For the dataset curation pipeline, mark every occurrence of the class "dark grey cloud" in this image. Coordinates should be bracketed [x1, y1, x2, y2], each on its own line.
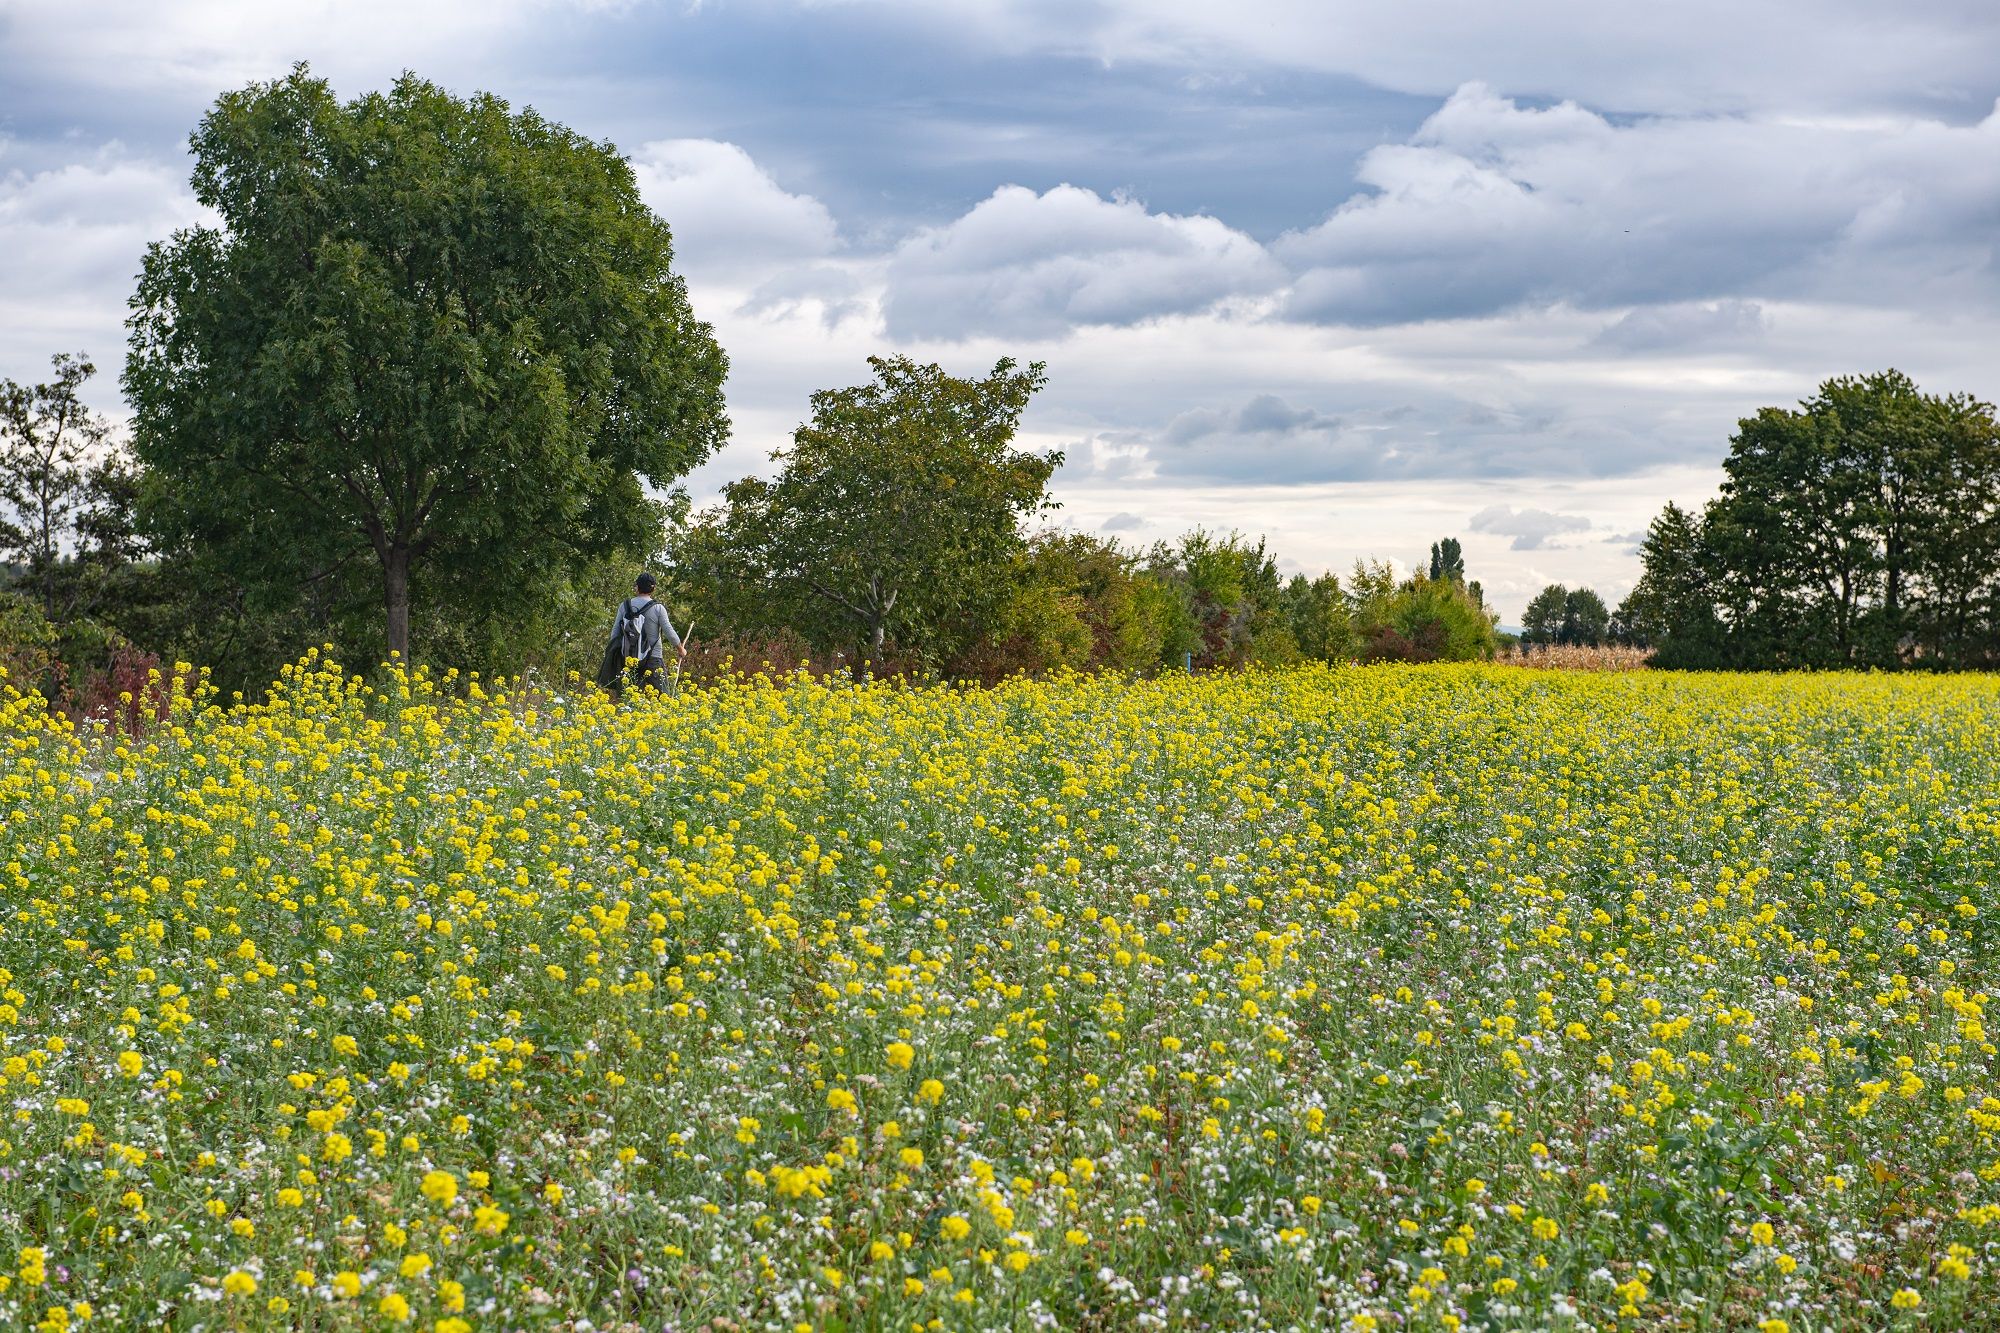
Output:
[1100, 511, 1146, 531]
[1469, 504, 1593, 550]
[843, 0, 2000, 122]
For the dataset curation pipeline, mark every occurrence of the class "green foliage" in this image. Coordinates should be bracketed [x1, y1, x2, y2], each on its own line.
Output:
[1351, 563, 1499, 662]
[1523, 584, 1610, 647]
[1564, 587, 1611, 647]
[1145, 530, 1285, 668]
[1522, 584, 1570, 646]
[1627, 370, 2000, 670]
[1282, 572, 1354, 662]
[1427, 537, 1466, 583]
[1, 353, 113, 621]
[0, 588, 60, 699]
[124, 65, 728, 668]
[678, 356, 1055, 670]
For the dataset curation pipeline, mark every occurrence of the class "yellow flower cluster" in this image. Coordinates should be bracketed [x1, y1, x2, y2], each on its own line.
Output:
[0, 652, 1996, 1327]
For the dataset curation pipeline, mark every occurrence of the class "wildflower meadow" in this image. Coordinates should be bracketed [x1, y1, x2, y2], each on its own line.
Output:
[1, 657, 1997, 1331]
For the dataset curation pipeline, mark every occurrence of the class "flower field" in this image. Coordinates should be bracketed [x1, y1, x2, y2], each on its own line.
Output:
[3, 658, 1999, 1332]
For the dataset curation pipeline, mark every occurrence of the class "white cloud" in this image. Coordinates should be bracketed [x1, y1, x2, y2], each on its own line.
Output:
[0, 149, 209, 388]
[1469, 504, 1593, 550]
[1593, 300, 1767, 352]
[1276, 83, 2000, 325]
[881, 184, 1282, 339]
[630, 139, 840, 286]
[0, 0, 566, 100]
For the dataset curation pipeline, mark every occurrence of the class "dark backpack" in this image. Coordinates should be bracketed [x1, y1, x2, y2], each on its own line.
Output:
[618, 598, 655, 661]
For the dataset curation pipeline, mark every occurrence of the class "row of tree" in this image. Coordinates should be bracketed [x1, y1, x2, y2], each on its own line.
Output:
[1620, 370, 2000, 670]
[1520, 584, 1612, 648]
[668, 355, 1503, 677]
[663, 355, 1498, 678]
[2, 343, 1503, 703]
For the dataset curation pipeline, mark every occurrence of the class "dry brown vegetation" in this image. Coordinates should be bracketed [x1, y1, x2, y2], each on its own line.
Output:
[1495, 643, 1653, 671]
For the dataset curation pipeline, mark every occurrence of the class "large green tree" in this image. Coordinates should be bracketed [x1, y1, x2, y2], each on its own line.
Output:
[125, 67, 728, 664]
[680, 356, 1054, 668]
[1628, 371, 2000, 670]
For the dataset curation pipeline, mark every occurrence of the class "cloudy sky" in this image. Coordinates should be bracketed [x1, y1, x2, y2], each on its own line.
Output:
[4, 1, 1998, 619]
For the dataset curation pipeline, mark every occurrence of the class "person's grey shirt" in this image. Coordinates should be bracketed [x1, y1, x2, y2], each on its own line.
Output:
[607, 596, 682, 660]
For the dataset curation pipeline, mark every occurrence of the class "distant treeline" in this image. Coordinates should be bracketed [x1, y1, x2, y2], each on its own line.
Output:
[664, 356, 1496, 679]
[1, 349, 1500, 704]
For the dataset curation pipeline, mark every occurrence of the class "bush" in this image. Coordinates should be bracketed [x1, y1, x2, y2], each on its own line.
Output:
[1351, 566, 1499, 662]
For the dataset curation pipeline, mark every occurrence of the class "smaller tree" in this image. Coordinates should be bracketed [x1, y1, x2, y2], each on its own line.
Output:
[1521, 584, 1570, 645]
[1428, 538, 1466, 583]
[1351, 564, 1498, 662]
[1146, 530, 1284, 668]
[1562, 587, 1611, 647]
[1284, 572, 1354, 662]
[684, 356, 1056, 668]
[1, 353, 111, 621]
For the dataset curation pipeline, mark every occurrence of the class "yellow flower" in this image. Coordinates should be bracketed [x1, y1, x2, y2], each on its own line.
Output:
[221, 1271, 257, 1297]
[1890, 1289, 1921, 1310]
[421, 1170, 459, 1207]
[885, 1041, 915, 1071]
[941, 1215, 971, 1241]
[378, 1291, 411, 1321]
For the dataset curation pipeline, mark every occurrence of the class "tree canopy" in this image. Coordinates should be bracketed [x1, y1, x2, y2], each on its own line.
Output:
[1620, 370, 2000, 669]
[677, 356, 1054, 668]
[125, 66, 728, 664]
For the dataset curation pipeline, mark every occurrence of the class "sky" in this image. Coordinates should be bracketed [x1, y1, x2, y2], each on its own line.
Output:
[4, 1, 1999, 621]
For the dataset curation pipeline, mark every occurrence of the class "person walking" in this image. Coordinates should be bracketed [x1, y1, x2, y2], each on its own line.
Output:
[596, 572, 686, 698]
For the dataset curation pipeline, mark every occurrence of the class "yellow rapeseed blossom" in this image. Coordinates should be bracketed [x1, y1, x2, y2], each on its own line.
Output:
[0, 656, 1995, 1326]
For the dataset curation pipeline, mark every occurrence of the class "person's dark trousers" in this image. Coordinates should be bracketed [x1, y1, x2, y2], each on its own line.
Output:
[595, 640, 627, 697]
[635, 656, 668, 692]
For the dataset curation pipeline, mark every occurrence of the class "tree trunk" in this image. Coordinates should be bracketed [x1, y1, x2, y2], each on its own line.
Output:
[384, 545, 411, 662]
